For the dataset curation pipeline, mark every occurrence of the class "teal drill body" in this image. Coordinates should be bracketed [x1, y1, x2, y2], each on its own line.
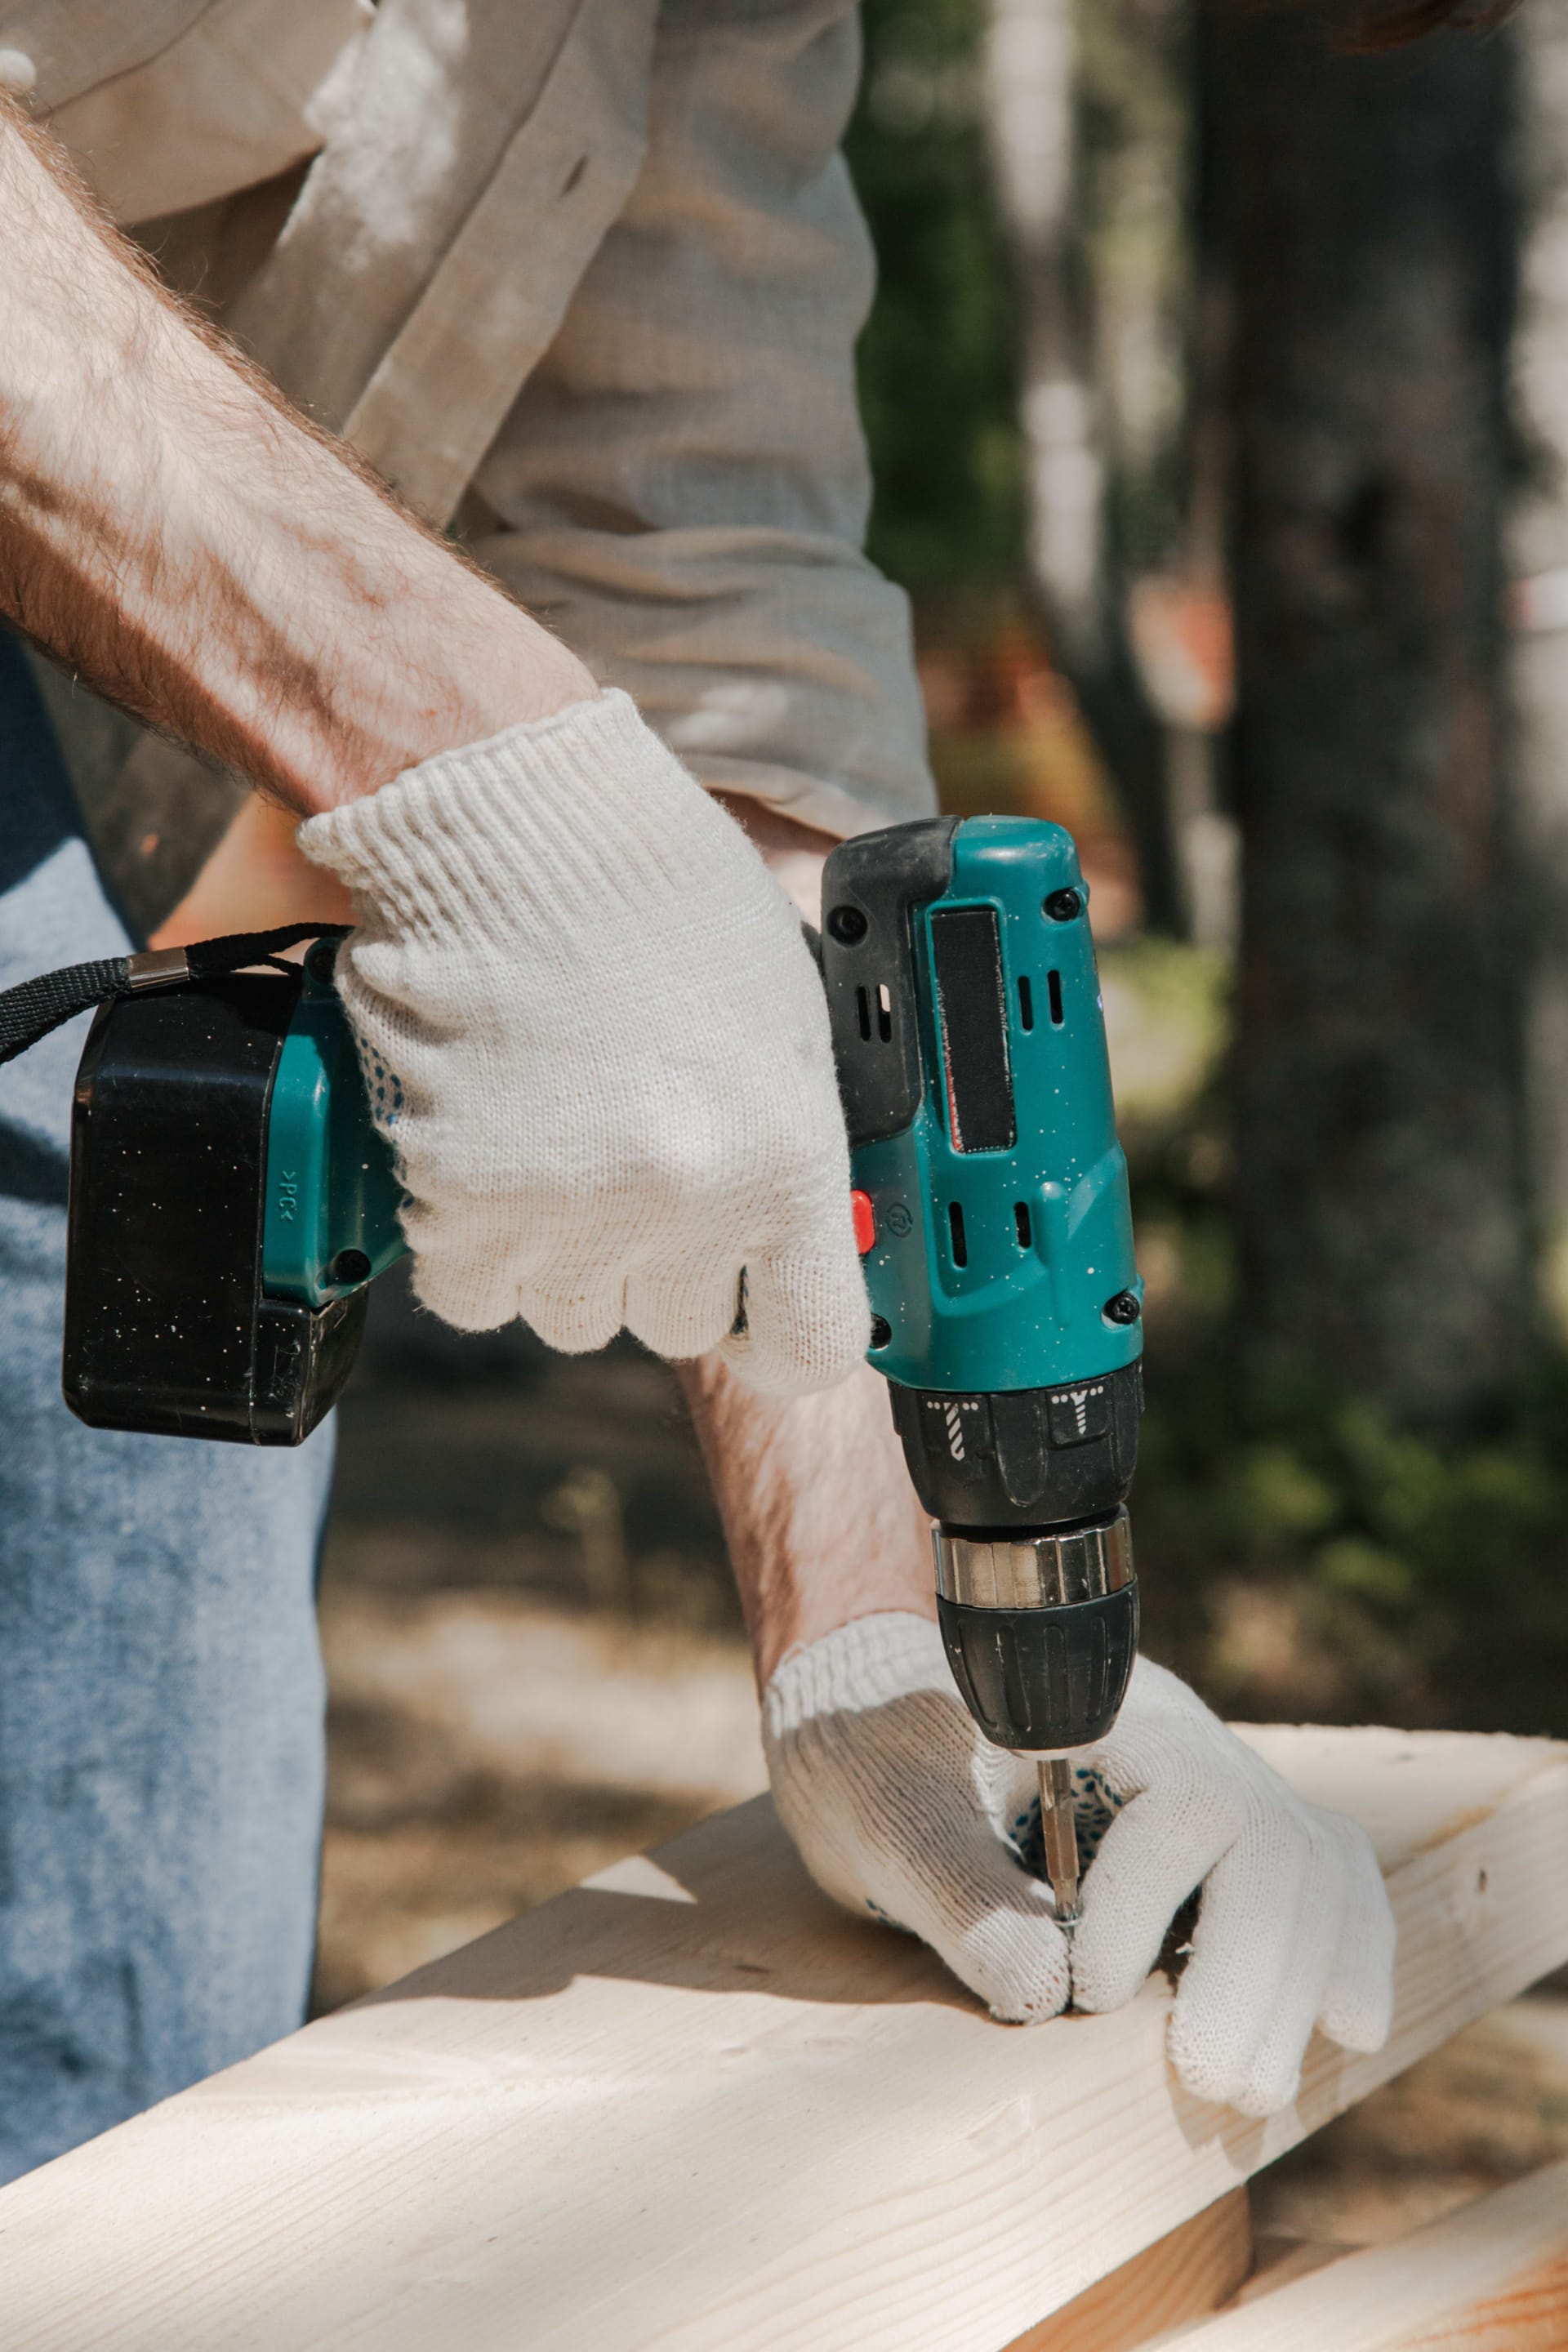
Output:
[847, 817, 1142, 1398]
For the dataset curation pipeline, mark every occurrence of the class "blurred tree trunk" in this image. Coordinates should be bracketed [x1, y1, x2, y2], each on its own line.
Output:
[1215, 13, 1529, 1428]
[1508, 2, 1568, 1331]
[983, 0, 1186, 930]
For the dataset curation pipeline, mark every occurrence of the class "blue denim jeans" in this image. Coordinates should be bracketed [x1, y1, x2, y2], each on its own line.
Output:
[0, 639, 332, 2180]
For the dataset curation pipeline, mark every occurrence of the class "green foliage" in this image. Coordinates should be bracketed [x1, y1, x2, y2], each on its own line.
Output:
[1099, 941, 1568, 1740]
[1099, 935, 1228, 1139]
[1132, 1326, 1568, 1740]
[848, 0, 1027, 612]
[1226, 1445, 1340, 1547]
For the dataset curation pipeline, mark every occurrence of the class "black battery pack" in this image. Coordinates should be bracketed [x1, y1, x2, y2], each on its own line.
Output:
[63, 972, 367, 1446]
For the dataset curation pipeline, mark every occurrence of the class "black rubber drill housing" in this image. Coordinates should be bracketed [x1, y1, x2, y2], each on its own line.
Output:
[892, 1360, 1144, 1750]
[889, 1360, 1143, 1531]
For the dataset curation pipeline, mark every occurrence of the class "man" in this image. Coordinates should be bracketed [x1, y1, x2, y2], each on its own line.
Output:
[0, 1, 1392, 2178]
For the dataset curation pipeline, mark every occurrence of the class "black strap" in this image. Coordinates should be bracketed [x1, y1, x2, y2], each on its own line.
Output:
[0, 923, 351, 1071]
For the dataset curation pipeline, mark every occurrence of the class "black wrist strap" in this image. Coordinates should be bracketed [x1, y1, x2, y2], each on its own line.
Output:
[0, 923, 351, 1071]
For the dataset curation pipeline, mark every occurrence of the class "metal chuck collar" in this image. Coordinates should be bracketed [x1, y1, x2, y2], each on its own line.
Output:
[933, 1509, 1139, 1752]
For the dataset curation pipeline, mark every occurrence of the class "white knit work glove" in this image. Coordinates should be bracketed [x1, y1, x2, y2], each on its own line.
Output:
[763, 1615, 1396, 2116]
[299, 692, 868, 1392]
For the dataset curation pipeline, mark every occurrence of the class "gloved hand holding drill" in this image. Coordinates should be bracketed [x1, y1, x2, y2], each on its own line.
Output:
[0, 88, 870, 1396]
[297, 688, 869, 1393]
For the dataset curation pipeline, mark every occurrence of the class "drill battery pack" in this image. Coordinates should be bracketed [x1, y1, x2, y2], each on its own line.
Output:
[64, 944, 403, 1445]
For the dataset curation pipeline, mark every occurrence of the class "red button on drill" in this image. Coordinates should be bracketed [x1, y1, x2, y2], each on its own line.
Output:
[851, 1189, 876, 1254]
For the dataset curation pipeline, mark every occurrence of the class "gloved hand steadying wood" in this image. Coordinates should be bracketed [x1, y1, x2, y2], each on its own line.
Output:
[300, 690, 869, 1394]
[763, 1612, 1396, 2117]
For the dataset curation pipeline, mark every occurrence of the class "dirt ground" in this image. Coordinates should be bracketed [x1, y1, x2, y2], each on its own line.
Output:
[314, 1283, 749, 2013]
[316, 1271, 1568, 2261]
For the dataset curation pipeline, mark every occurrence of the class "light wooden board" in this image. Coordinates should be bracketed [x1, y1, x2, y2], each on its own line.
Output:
[1004, 2189, 1253, 2351]
[1174, 2158, 1568, 2349]
[0, 1727, 1565, 2352]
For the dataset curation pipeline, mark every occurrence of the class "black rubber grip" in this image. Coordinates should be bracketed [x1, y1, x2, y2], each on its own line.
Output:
[938, 1582, 1140, 1751]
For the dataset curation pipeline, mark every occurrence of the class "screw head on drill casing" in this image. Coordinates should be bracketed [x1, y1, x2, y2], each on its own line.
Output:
[1043, 888, 1082, 922]
[827, 903, 869, 944]
[1103, 1289, 1142, 1325]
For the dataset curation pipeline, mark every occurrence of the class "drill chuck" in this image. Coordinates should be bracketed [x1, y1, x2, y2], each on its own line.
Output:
[933, 1511, 1138, 1752]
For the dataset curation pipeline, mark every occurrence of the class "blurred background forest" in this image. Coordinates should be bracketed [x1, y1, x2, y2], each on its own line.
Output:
[310, 0, 1568, 2241]
[846, 0, 1568, 1748]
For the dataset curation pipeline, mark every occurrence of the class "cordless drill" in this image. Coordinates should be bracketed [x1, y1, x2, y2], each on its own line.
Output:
[818, 817, 1143, 1926]
[10, 813, 1143, 1924]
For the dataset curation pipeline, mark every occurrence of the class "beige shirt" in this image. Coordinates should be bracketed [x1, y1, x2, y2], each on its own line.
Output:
[9, 0, 935, 844]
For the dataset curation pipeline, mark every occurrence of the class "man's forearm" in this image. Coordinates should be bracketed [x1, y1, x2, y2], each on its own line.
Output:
[0, 101, 593, 812]
[680, 1357, 933, 1688]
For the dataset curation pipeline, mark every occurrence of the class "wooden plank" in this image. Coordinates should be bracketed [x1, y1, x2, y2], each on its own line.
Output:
[0, 1728, 1564, 2352]
[1003, 2190, 1253, 2351]
[1174, 2159, 1568, 2349]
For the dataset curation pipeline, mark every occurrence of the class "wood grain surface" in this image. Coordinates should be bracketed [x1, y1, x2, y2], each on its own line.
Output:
[1175, 2158, 1568, 2349]
[0, 1726, 1563, 2352]
[1003, 2189, 1253, 2350]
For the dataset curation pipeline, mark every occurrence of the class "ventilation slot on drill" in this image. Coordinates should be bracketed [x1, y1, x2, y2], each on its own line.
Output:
[855, 983, 894, 1045]
[1018, 976, 1034, 1032]
[1048, 970, 1064, 1027]
[948, 1202, 969, 1267]
[1014, 1202, 1031, 1250]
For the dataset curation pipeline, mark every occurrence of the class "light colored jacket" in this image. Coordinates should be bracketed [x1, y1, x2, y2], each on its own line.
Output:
[10, 0, 934, 843]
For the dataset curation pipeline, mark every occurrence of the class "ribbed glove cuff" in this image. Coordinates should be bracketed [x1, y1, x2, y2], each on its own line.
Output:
[298, 690, 716, 938]
[763, 1612, 951, 1739]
